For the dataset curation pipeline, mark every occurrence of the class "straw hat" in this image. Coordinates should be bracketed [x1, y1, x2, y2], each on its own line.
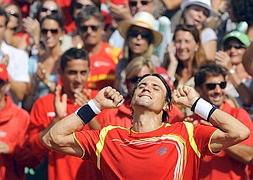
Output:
[118, 12, 163, 47]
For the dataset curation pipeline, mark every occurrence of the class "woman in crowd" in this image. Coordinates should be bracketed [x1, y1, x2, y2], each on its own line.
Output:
[215, 29, 253, 117]
[164, 24, 206, 89]
[23, 14, 64, 111]
[115, 11, 162, 95]
[180, 0, 217, 60]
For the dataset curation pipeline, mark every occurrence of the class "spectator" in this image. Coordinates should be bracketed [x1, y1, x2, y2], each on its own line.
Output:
[0, 64, 30, 179]
[23, 14, 65, 111]
[116, 11, 162, 95]
[164, 24, 206, 88]
[76, 5, 121, 90]
[0, 7, 30, 103]
[23, 0, 72, 56]
[179, 0, 217, 60]
[41, 73, 250, 179]
[215, 28, 253, 117]
[68, 0, 100, 34]
[4, 3, 29, 51]
[108, 0, 172, 62]
[191, 62, 253, 179]
[25, 48, 101, 180]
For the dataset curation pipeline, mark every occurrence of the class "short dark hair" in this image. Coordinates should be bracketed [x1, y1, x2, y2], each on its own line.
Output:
[40, 14, 64, 30]
[134, 73, 172, 122]
[60, 48, 89, 71]
[0, 7, 9, 26]
[76, 5, 104, 29]
[194, 62, 228, 87]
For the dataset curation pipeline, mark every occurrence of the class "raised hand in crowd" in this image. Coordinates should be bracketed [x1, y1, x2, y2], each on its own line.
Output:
[23, 17, 40, 47]
[106, 0, 132, 20]
[215, 50, 233, 69]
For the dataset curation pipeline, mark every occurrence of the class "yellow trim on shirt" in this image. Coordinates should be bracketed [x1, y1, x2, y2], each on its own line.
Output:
[183, 122, 201, 158]
[73, 133, 85, 159]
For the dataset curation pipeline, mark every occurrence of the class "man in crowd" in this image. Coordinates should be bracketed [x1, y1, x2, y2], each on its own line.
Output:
[25, 48, 101, 180]
[0, 64, 30, 179]
[192, 62, 253, 179]
[76, 5, 121, 90]
[41, 72, 249, 179]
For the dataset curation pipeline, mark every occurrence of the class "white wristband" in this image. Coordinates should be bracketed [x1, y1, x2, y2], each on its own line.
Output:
[194, 98, 213, 120]
[87, 99, 101, 114]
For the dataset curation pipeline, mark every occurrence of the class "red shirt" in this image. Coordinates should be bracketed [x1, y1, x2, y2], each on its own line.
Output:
[0, 96, 30, 180]
[190, 101, 253, 180]
[87, 42, 121, 90]
[28, 92, 101, 180]
[75, 122, 217, 179]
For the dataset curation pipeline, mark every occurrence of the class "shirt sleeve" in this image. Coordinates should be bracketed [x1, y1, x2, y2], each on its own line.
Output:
[74, 130, 100, 161]
[234, 109, 253, 147]
[201, 28, 217, 44]
[193, 124, 217, 155]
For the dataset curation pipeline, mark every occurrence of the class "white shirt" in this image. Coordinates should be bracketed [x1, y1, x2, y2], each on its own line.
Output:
[1, 42, 30, 82]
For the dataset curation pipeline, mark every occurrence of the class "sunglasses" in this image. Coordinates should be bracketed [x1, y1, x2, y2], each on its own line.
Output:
[205, 81, 227, 90]
[79, 25, 99, 33]
[74, 2, 85, 9]
[129, 0, 152, 7]
[8, 26, 18, 31]
[41, 28, 59, 35]
[128, 29, 153, 41]
[7, 11, 19, 18]
[223, 43, 246, 51]
[41, 7, 58, 14]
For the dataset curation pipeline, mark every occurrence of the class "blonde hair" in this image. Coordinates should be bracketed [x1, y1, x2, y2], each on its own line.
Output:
[125, 56, 155, 79]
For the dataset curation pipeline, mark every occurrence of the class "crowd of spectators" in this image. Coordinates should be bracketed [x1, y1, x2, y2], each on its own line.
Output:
[0, 0, 253, 179]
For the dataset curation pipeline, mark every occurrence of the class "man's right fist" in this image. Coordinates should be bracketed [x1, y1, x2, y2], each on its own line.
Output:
[93, 86, 124, 110]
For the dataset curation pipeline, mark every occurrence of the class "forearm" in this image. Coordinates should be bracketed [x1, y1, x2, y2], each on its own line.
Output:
[225, 144, 253, 163]
[210, 109, 249, 144]
[41, 114, 84, 155]
[10, 81, 29, 101]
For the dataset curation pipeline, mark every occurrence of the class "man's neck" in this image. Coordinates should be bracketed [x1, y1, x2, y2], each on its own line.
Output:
[84, 42, 102, 55]
[132, 110, 163, 133]
[0, 95, 6, 111]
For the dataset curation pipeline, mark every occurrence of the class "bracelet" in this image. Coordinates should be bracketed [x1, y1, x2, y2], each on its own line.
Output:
[191, 98, 216, 121]
[75, 99, 101, 124]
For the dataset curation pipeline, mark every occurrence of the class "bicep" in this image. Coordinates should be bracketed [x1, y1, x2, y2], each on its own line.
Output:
[43, 133, 85, 158]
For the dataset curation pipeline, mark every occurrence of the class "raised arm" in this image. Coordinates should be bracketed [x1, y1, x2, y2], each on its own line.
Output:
[41, 86, 124, 157]
[173, 86, 250, 153]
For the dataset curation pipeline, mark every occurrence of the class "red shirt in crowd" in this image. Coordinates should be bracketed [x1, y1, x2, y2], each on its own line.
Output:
[189, 101, 253, 180]
[74, 122, 217, 179]
[28, 92, 101, 180]
[0, 96, 30, 180]
[87, 42, 121, 90]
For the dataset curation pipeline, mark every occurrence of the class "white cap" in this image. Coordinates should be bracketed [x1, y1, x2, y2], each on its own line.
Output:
[181, 0, 212, 16]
